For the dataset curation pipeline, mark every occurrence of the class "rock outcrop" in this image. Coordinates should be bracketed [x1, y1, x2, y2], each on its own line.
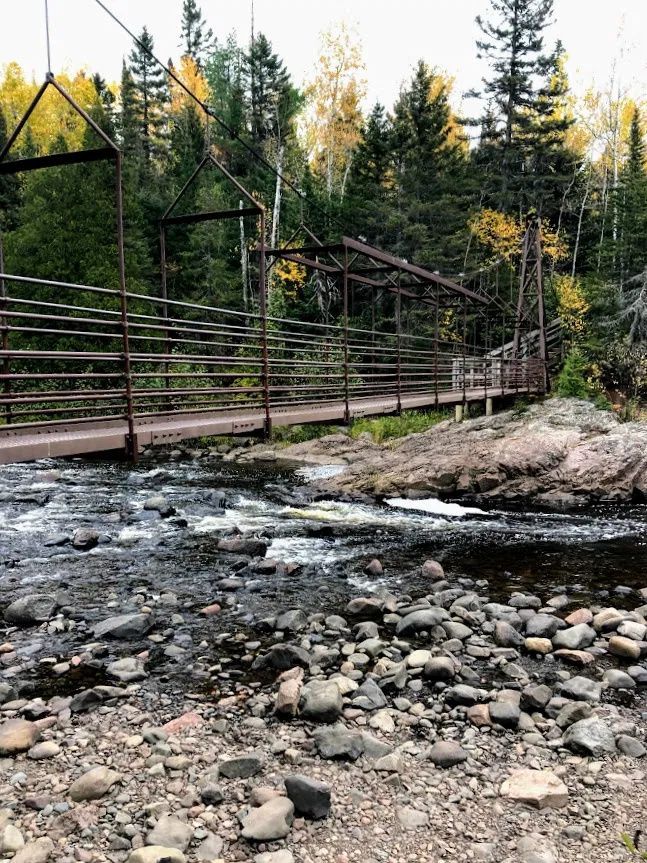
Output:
[276, 399, 647, 506]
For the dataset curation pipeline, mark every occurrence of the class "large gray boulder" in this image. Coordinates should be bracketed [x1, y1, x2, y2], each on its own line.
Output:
[93, 613, 153, 640]
[4, 594, 57, 625]
[563, 716, 616, 756]
[552, 624, 596, 650]
[300, 680, 343, 723]
[395, 608, 448, 637]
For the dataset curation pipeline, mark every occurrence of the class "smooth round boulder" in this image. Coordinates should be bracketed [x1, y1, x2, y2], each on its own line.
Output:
[4, 594, 57, 626]
[0, 719, 40, 755]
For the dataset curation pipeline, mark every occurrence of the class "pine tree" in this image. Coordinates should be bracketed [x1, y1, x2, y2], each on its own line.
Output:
[128, 27, 169, 164]
[474, 0, 556, 212]
[180, 0, 213, 69]
[244, 33, 300, 148]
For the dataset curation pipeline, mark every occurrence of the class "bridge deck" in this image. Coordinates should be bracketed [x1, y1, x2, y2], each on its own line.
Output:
[0, 385, 531, 464]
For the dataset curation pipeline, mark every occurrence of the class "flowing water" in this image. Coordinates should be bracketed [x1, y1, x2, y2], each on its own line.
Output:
[2, 454, 647, 699]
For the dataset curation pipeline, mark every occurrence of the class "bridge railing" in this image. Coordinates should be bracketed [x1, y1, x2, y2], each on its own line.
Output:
[0, 272, 546, 436]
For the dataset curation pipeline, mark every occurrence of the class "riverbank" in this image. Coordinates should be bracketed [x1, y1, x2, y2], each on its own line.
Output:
[0, 456, 647, 862]
[228, 398, 647, 508]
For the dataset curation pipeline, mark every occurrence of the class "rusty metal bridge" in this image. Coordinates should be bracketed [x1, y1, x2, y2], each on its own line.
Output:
[0, 76, 549, 465]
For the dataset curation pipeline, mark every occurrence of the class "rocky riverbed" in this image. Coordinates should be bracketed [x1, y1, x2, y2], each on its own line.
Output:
[246, 398, 647, 507]
[1, 446, 647, 863]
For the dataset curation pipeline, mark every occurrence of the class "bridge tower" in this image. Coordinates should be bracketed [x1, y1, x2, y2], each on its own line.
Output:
[512, 215, 548, 392]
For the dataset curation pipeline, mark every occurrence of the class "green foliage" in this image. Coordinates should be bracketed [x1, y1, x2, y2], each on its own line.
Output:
[350, 410, 448, 443]
[555, 349, 594, 399]
[271, 423, 334, 445]
[621, 831, 647, 859]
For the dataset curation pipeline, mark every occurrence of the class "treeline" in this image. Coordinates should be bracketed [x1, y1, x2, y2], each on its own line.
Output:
[0, 0, 646, 399]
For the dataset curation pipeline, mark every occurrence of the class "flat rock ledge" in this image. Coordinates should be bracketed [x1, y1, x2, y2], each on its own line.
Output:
[263, 398, 647, 505]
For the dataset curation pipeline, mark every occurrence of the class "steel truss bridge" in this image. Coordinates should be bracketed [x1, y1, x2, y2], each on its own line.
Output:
[0, 76, 549, 465]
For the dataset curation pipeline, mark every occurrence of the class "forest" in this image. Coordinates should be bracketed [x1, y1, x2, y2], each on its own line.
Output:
[0, 0, 646, 407]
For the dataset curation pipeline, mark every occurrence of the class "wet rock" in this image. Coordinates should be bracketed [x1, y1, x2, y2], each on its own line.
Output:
[219, 753, 263, 779]
[551, 623, 595, 650]
[217, 537, 268, 557]
[72, 527, 100, 550]
[253, 644, 311, 672]
[563, 716, 616, 755]
[4, 594, 57, 626]
[143, 495, 175, 517]
[608, 634, 641, 660]
[284, 774, 331, 819]
[500, 769, 569, 809]
[106, 656, 148, 682]
[93, 613, 153, 640]
[346, 597, 383, 619]
[69, 766, 121, 801]
[428, 740, 468, 767]
[240, 797, 294, 841]
[421, 559, 445, 580]
[146, 815, 192, 852]
[0, 719, 40, 755]
[364, 558, 383, 576]
[396, 608, 448, 636]
[275, 609, 307, 632]
[423, 656, 457, 681]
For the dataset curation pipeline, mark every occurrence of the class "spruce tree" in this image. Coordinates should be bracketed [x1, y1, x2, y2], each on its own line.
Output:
[180, 0, 213, 69]
[474, 0, 556, 212]
[618, 107, 647, 279]
[128, 27, 169, 164]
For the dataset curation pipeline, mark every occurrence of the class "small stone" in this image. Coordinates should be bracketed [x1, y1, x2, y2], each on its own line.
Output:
[0, 719, 40, 755]
[72, 527, 100, 550]
[520, 684, 553, 712]
[93, 613, 153, 640]
[69, 766, 121, 802]
[428, 740, 468, 768]
[12, 838, 54, 863]
[500, 769, 569, 809]
[516, 832, 558, 863]
[467, 704, 491, 727]
[300, 680, 343, 722]
[240, 797, 294, 841]
[219, 753, 263, 779]
[565, 608, 593, 626]
[397, 806, 429, 830]
[552, 624, 595, 650]
[27, 741, 60, 760]
[146, 815, 192, 852]
[0, 824, 24, 854]
[106, 657, 148, 682]
[284, 774, 331, 819]
[489, 702, 520, 728]
[254, 852, 294, 863]
[423, 656, 457, 680]
[524, 637, 553, 654]
[421, 559, 444, 580]
[616, 735, 646, 758]
[364, 558, 383, 576]
[559, 676, 601, 702]
[608, 635, 641, 660]
[128, 849, 186, 863]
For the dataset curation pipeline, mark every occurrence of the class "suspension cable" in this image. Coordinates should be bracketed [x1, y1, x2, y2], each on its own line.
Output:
[44, 0, 52, 75]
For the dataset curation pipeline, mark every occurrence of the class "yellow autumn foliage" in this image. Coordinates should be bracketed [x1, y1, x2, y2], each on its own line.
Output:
[274, 258, 306, 300]
[0, 62, 104, 153]
[553, 274, 589, 340]
[170, 55, 209, 117]
[469, 209, 568, 263]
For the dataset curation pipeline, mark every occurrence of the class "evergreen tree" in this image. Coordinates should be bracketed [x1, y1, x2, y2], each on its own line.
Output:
[390, 62, 475, 271]
[345, 103, 394, 247]
[128, 27, 169, 164]
[474, 0, 556, 212]
[244, 33, 301, 149]
[618, 107, 647, 279]
[180, 0, 213, 69]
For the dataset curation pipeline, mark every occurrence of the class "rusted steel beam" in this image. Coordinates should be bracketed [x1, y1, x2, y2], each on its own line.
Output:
[163, 206, 260, 226]
[0, 147, 116, 174]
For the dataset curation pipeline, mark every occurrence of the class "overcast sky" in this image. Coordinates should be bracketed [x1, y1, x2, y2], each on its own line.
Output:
[1, 0, 646, 113]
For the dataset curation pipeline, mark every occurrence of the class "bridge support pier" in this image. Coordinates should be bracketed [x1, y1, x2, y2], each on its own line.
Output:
[486, 397, 494, 417]
[455, 405, 463, 423]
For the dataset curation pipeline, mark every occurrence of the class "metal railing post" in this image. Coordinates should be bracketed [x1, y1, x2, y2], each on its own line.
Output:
[462, 298, 467, 409]
[258, 211, 271, 437]
[342, 246, 350, 424]
[396, 268, 402, 415]
[0, 233, 11, 426]
[159, 224, 171, 413]
[115, 152, 137, 460]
